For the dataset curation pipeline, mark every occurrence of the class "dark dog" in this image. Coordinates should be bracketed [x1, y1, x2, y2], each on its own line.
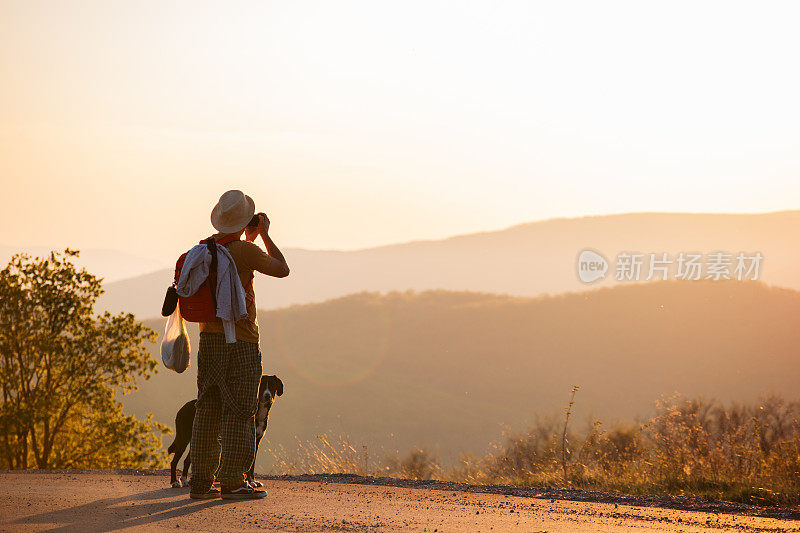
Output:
[168, 374, 284, 488]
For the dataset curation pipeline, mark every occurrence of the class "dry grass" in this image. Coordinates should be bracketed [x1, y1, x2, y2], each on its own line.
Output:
[264, 395, 800, 506]
[263, 434, 368, 475]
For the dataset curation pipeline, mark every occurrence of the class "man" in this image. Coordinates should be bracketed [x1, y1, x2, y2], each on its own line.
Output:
[190, 189, 290, 500]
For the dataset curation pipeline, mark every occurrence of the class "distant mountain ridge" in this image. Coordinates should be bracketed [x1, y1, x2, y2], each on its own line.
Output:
[0, 245, 167, 283]
[97, 211, 800, 318]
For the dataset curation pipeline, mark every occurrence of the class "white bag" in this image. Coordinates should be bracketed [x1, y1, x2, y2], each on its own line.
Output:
[161, 305, 190, 373]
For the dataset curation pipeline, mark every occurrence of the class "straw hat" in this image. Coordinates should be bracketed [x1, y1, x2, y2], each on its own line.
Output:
[210, 190, 255, 234]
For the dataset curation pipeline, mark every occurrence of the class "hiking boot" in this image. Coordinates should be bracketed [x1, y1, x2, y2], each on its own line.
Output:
[221, 483, 267, 500]
[189, 488, 220, 500]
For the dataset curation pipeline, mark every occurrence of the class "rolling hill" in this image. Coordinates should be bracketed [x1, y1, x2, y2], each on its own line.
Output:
[122, 280, 800, 471]
[99, 211, 800, 318]
[0, 246, 167, 282]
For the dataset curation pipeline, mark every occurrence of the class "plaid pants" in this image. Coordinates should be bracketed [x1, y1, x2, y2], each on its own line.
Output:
[190, 332, 261, 490]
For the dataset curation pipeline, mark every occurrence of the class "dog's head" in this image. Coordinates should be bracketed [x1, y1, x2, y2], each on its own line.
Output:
[258, 375, 284, 410]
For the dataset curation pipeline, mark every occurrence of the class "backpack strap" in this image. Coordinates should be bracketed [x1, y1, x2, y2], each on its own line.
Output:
[205, 237, 218, 312]
[197, 234, 240, 247]
[205, 238, 218, 274]
[215, 234, 241, 246]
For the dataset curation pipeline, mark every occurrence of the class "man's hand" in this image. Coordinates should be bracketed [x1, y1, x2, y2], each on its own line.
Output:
[244, 213, 269, 242]
[258, 213, 270, 234]
[245, 211, 289, 278]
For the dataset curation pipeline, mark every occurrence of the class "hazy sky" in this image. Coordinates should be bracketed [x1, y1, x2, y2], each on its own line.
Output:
[2, 1, 799, 262]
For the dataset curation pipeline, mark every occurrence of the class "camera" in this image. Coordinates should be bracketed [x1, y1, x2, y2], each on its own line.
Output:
[247, 215, 260, 227]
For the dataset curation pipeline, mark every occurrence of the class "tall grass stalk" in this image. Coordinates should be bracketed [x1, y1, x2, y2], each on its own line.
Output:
[561, 385, 579, 484]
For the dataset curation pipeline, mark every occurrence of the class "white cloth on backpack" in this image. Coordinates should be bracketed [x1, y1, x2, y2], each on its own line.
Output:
[175, 243, 247, 343]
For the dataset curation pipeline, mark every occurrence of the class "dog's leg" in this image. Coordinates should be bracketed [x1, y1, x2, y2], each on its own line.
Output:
[170, 448, 180, 487]
[247, 431, 264, 485]
[170, 440, 189, 488]
[181, 448, 192, 487]
[170, 399, 197, 488]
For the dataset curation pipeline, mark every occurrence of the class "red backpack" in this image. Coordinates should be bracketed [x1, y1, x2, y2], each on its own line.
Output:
[162, 235, 238, 322]
[161, 235, 254, 322]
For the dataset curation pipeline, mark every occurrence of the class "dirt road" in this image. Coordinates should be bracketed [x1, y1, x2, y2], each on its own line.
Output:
[1, 471, 798, 532]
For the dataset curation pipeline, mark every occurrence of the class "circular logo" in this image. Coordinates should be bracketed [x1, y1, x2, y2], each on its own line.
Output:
[577, 249, 608, 283]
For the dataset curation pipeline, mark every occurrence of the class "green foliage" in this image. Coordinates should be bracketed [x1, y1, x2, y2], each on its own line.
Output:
[0, 249, 169, 469]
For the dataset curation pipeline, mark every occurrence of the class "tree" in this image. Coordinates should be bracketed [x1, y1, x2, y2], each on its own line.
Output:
[0, 249, 169, 469]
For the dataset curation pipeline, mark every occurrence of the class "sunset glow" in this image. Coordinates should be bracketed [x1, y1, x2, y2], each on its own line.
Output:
[2, 1, 800, 262]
